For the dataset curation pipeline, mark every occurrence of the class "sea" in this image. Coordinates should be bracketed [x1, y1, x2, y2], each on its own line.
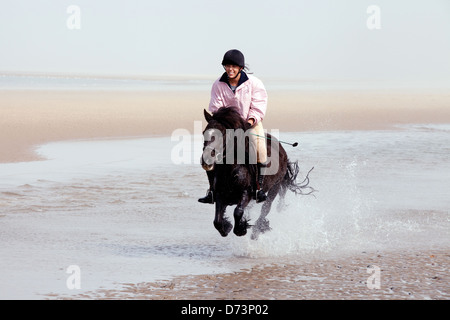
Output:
[0, 74, 449, 299]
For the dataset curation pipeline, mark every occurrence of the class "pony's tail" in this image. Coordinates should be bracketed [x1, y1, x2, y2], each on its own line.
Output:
[283, 161, 315, 195]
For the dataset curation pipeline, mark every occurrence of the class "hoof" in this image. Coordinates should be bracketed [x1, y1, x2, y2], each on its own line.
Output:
[251, 218, 271, 239]
[214, 220, 232, 237]
[233, 219, 252, 237]
[233, 225, 247, 237]
[255, 218, 271, 233]
[250, 230, 259, 241]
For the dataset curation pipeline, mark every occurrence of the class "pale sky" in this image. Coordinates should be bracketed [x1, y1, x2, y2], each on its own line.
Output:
[1, 0, 449, 83]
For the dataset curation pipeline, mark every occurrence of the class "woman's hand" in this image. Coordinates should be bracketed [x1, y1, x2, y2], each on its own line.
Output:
[245, 118, 255, 130]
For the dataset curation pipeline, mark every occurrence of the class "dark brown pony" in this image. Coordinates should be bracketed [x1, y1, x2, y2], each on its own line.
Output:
[201, 107, 313, 239]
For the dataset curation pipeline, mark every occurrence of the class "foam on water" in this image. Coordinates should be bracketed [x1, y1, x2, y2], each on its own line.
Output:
[0, 124, 449, 298]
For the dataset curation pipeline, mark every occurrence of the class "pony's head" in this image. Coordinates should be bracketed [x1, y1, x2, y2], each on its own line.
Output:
[201, 107, 247, 171]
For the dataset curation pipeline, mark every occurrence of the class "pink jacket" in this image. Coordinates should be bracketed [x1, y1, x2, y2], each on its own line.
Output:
[209, 72, 268, 124]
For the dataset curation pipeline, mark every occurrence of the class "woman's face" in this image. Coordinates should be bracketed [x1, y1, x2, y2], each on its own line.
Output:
[223, 64, 242, 79]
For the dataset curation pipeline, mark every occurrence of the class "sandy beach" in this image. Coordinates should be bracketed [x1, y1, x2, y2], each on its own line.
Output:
[57, 248, 449, 300]
[1, 86, 449, 301]
[1, 88, 450, 163]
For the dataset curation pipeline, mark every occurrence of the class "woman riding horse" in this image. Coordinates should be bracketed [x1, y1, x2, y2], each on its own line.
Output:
[198, 49, 269, 204]
[201, 106, 314, 238]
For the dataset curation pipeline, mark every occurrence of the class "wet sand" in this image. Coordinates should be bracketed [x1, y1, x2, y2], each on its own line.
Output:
[0, 90, 209, 163]
[55, 248, 449, 300]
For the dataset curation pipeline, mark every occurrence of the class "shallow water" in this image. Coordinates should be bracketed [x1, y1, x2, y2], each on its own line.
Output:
[0, 124, 449, 298]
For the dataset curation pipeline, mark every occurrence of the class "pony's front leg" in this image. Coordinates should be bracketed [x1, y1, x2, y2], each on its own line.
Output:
[213, 199, 232, 237]
[233, 190, 252, 236]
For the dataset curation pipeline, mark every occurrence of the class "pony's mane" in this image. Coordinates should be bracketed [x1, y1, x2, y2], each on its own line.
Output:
[211, 107, 246, 130]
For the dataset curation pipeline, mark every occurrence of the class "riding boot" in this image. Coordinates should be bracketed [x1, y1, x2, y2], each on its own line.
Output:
[198, 170, 215, 204]
[198, 189, 214, 204]
[256, 163, 267, 203]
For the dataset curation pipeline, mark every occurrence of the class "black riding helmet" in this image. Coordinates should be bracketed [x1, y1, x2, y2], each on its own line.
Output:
[221, 49, 245, 68]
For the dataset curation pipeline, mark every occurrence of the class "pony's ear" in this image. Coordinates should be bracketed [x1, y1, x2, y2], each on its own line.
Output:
[204, 109, 213, 122]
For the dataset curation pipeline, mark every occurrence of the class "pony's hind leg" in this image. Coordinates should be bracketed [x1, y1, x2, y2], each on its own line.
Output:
[276, 184, 288, 212]
[251, 184, 280, 240]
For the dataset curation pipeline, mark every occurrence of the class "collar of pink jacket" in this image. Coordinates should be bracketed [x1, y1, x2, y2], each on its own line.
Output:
[219, 71, 249, 90]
